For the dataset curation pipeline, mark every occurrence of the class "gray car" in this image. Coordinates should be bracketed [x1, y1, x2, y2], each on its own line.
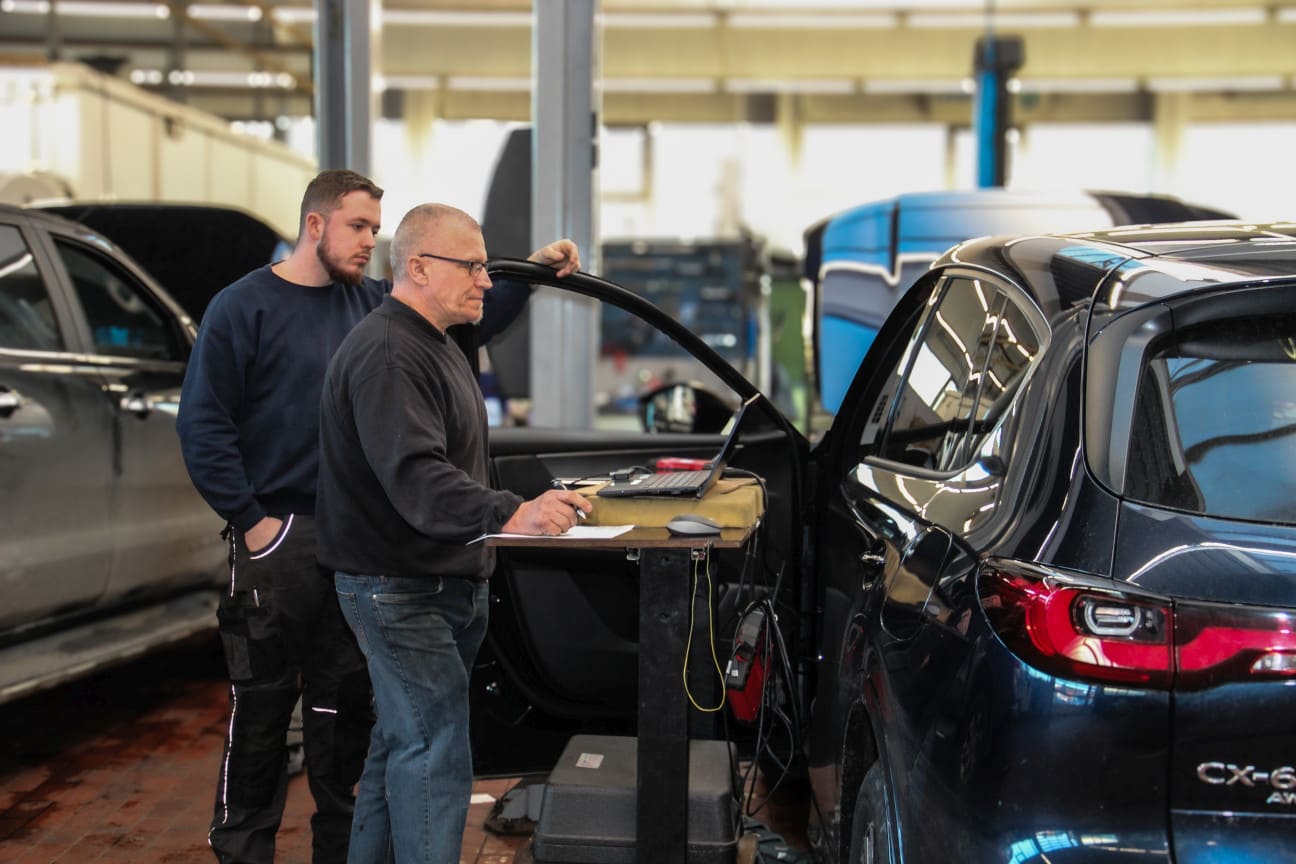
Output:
[0, 204, 227, 703]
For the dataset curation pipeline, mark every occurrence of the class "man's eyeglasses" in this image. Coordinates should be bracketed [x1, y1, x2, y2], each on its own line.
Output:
[418, 253, 487, 278]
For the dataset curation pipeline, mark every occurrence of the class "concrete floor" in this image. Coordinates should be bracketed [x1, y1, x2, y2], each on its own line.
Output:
[0, 635, 810, 863]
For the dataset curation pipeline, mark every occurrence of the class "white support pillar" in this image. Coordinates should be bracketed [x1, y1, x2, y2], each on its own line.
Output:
[530, 0, 598, 429]
[1153, 91, 1189, 196]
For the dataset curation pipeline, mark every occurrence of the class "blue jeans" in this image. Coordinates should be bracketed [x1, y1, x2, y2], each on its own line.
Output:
[334, 572, 490, 864]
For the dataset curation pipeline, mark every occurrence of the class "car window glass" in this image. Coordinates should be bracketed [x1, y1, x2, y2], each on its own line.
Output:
[1126, 314, 1296, 524]
[877, 278, 1000, 471]
[856, 293, 935, 452]
[52, 239, 181, 361]
[968, 296, 1040, 447]
[0, 224, 63, 352]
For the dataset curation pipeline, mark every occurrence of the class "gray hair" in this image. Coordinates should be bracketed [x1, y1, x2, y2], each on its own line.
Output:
[389, 203, 478, 280]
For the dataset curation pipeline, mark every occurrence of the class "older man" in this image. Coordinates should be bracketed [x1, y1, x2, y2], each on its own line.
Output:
[316, 203, 590, 864]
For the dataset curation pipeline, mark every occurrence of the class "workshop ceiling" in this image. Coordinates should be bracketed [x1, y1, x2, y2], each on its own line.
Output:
[2, 0, 1295, 126]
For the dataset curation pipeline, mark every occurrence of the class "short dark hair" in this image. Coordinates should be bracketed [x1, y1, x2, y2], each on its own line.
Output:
[298, 169, 383, 235]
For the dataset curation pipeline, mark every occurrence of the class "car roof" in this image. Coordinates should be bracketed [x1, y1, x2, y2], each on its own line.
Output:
[1068, 221, 1296, 257]
[940, 220, 1296, 315]
[1, 201, 135, 258]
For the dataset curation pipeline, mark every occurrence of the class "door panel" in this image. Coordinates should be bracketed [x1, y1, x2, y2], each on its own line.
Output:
[48, 236, 223, 600]
[467, 264, 806, 776]
[0, 221, 113, 631]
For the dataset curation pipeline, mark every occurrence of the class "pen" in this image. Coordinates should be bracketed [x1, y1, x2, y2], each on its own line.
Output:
[551, 478, 588, 519]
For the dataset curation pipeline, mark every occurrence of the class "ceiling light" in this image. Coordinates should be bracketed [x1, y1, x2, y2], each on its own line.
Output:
[130, 67, 295, 89]
[272, 6, 314, 24]
[129, 68, 164, 86]
[600, 13, 717, 28]
[1017, 78, 1140, 94]
[2, 0, 169, 17]
[725, 78, 856, 94]
[907, 12, 1079, 28]
[230, 120, 275, 139]
[725, 0, 976, 7]
[379, 75, 442, 91]
[380, 10, 531, 27]
[600, 78, 717, 94]
[1090, 8, 1267, 27]
[864, 78, 971, 95]
[447, 76, 533, 92]
[1146, 75, 1284, 92]
[726, 13, 895, 28]
[188, 4, 261, 22]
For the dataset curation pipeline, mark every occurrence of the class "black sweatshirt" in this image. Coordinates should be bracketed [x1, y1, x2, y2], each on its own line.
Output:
[316, 295, 524, 580]
[176, 265, 529, 533]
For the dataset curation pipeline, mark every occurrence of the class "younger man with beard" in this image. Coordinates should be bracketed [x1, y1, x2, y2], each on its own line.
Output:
[177, 170, 578, 864]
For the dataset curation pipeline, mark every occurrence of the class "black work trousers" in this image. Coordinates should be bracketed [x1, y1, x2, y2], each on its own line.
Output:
[209, 514, 373, 864]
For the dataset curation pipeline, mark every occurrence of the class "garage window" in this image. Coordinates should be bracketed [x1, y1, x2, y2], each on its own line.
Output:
[0, 225, 62, 352]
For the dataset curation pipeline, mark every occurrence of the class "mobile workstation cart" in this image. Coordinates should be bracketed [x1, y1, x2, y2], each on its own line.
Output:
[488, 521, 758, 864]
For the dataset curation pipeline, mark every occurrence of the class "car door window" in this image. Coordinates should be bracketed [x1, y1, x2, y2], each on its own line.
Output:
[52, 239, 181, 361]
[972, 297, 1040, 439]
[0, 225, 62, 352]
[877, 278, 1001, 471]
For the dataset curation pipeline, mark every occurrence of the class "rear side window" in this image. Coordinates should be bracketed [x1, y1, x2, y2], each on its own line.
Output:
[1126, 315, 1296, 523]
[0, 225, 62, 352]
[53, 239, 182, 361]
[876, 277, 1039, 472]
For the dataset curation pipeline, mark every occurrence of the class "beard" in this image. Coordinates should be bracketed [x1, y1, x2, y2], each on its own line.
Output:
[316, 234, 364, 286]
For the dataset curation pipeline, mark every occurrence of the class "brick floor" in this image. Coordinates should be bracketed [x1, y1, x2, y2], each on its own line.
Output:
[0, 635, 808, 863]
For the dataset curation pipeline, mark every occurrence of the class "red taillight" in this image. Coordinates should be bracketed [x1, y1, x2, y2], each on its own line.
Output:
[980, 565, 1296, 690]
[980, 567, 1172, 687]
[1175, 604, 1296, 688]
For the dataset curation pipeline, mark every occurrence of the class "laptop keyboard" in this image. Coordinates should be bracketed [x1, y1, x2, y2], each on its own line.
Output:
[633, 470, 710, 489]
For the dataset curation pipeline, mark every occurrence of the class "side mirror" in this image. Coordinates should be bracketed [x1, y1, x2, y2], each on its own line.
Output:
[638, 383, 733, 434]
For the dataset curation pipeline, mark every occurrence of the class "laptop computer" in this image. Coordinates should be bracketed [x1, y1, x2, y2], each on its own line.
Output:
[597, 396, 755, 499]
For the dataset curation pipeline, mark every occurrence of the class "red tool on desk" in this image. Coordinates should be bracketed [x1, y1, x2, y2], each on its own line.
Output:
[653, 456, 711, 472]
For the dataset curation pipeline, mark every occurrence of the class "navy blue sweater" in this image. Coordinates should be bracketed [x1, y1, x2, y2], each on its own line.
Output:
[177, 265, 528, 532]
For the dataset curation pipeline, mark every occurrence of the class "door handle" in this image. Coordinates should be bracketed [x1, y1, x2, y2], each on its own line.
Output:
[119, 394, 153, 418]
[859, 551, 885, 568]
[858, 549, 887, 586]
[0, 388, 20, 419]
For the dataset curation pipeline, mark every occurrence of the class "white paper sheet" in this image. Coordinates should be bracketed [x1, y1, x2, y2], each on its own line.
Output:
[469, 525, 635, 544]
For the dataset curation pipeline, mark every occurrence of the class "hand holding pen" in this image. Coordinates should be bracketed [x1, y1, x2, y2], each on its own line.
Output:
[500, 482, 592, 536]
[551, 478, 589, 520]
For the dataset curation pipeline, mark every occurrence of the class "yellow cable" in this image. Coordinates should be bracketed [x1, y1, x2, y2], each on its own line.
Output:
[683, 548, 727, 713]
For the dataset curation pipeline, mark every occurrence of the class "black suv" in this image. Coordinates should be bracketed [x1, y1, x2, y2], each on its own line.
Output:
[474, 223, 1296, 863]
[0, 204, 271, 703]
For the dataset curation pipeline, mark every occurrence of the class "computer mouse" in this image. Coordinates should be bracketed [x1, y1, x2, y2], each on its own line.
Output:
[666, 513, 722, 537]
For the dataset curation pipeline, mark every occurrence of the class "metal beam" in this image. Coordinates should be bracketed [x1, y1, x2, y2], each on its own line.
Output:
[529, 0, 597, 429]
[973, 34, 1024, 187]
[313, 0, 371, 172]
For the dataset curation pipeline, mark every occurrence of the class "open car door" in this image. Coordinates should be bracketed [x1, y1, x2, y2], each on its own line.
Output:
[471, 261, 810, 776]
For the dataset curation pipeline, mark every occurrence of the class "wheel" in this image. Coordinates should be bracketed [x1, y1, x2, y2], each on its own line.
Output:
[848, 762, 896, 864]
